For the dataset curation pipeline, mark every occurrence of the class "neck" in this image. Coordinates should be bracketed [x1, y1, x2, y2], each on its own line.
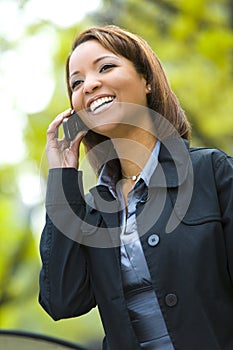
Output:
[112, 127, 157, 178]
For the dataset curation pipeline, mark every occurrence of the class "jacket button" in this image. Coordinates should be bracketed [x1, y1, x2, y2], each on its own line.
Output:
[147, 234, 160, 247]
[165, 293, 178, 307]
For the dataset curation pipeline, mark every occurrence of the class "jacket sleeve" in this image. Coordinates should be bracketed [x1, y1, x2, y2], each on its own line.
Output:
[39, 168, 96, 321]
[213, 150, 233, 283]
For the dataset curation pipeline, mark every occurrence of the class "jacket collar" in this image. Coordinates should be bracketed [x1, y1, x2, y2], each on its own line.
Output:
[90, 137, 191, 202]
[88, 137, 192, 241]
[149, 137, 191, 188]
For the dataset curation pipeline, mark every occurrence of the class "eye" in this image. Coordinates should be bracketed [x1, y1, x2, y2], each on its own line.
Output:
[99, 64, 116, 73]
[71, 80, 83, 91]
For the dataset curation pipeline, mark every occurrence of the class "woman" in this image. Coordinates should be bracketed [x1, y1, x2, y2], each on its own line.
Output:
[39, 25, 233, 350]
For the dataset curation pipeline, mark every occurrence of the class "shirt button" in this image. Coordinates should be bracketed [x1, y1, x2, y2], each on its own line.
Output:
[147, 234, 160, 247]
[165, 293, 178, 307]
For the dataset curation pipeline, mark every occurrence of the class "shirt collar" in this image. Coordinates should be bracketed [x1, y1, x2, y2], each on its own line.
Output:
[139, 140, 160, 186]
[97, 141, 161, 191]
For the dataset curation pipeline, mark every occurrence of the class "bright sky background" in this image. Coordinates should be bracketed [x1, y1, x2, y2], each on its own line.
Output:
[0, 0, 100, 164]
[0, 0, 100, 209]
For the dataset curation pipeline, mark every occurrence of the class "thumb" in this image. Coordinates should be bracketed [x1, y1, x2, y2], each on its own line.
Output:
[69, 130, 87, 153]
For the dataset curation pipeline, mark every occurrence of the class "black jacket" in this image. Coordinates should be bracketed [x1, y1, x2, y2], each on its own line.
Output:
[39, 140, 233, 350]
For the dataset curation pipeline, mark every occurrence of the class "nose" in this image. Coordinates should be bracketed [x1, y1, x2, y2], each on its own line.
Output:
[83, 76, 102, 94]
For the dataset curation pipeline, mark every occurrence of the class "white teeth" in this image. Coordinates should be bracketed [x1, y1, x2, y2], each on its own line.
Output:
[90, 96, 114, 112]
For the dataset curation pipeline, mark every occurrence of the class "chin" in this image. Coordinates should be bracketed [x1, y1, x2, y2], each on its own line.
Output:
[91, 123, 120, 138]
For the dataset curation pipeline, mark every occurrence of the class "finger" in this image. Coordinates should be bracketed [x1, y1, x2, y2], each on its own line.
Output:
[49, 108, 72, 130]
[69, 131, 87, 152]
[59, 137, 71, 151]
[55, 108, 73, 123]
[71, 130, 87, 145]
[47, 109, 72, 140]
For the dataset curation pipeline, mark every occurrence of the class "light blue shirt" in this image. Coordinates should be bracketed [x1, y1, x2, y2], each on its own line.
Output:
[98, 141, 174, 349]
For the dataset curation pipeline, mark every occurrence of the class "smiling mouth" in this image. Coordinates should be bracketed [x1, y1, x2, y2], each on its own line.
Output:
[89, 96, 115, 113]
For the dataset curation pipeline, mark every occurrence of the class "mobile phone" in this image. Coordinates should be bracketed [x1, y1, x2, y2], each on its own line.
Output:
[62, 112, 86, 141]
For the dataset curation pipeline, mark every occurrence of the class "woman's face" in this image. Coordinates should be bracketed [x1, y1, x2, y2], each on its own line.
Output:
[68, 40, 150, 137]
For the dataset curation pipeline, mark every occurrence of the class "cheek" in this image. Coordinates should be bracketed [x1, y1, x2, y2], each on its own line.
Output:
[71, 94, 75, 107]
[122, 78, 147, 100]
[71, 92, 82, 110]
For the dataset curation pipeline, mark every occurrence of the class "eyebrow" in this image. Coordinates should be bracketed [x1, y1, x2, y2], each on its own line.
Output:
[69, 55, 120, 78]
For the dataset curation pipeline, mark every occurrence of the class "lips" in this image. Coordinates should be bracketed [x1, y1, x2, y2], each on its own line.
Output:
[88, 96, 115, 113]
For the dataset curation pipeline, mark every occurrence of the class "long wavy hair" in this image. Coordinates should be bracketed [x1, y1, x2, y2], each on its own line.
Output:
[65, 25, 191, 175]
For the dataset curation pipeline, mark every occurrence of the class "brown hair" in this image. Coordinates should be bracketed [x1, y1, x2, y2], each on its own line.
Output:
[65, 25, 191, 173]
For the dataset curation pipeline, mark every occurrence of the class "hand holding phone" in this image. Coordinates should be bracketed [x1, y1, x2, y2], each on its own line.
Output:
[62, 111, 87, 141]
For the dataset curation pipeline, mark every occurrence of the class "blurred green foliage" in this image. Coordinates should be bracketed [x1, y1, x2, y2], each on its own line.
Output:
[0, 0, 232, 349]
